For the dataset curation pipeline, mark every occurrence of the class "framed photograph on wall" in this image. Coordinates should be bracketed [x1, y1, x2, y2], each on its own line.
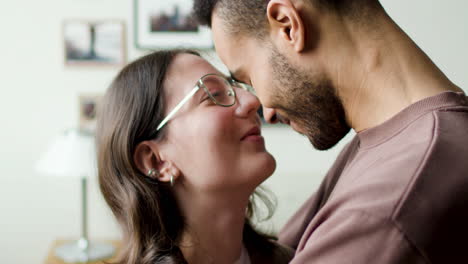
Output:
[78, 94, 102, 133]
[64, 20, 126, 66]
[134, 0, 212, 49]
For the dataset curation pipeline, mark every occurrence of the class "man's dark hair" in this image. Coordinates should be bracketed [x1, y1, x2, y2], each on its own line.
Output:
[193, 1, 268, 37]
[192, 0, 380, 37]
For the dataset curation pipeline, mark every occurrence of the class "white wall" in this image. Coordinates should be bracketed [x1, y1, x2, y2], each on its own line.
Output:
[0, 1, 466, 263]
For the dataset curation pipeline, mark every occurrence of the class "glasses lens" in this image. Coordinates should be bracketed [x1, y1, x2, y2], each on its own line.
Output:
[235, 82, 256, 95]
[201, 75, 236, 106]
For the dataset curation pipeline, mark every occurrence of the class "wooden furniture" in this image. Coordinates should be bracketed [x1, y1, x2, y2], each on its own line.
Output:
[44, 239, 121, 264]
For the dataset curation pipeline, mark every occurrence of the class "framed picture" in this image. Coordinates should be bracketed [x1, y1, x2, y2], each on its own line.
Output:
[134, 0, 212, 49]
[79, 94, 102, 133]
[63, 20, 126, 66]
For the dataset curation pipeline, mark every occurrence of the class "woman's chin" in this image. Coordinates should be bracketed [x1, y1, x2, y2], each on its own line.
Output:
[266, 153, 277, 175]
[252, 153, 277, 183]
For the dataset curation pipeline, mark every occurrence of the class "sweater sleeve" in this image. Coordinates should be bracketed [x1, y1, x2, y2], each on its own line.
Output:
[289, 210, 427, 264]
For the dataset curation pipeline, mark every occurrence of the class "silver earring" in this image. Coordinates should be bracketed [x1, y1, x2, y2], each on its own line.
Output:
[170, 174, 175, 187]
[147, 168, 158, 177]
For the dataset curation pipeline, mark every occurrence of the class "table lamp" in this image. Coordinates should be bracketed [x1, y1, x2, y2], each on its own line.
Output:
[35, 129, 115, 263]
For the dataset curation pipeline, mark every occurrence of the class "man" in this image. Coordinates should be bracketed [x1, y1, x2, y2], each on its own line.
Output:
[193, 0, 468, 263]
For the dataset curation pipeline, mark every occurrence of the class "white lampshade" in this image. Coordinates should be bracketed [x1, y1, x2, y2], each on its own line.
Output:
[35, 129, 97, 178]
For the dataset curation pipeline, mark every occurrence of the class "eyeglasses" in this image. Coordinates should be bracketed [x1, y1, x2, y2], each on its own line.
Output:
[156, 73, 255, 131]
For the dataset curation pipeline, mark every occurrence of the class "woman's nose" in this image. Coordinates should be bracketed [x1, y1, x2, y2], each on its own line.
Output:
[234, 88, 261, 118]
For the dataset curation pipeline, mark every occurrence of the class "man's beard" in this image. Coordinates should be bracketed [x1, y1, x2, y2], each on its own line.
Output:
[269, 48, 350, 150]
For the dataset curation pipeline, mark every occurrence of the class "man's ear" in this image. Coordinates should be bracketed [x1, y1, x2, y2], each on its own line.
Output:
[133, 141, 180, 184]
[266, 0, 306, 53]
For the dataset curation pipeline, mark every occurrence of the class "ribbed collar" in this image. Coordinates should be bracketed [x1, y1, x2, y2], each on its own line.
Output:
[358, 91, 467, 149]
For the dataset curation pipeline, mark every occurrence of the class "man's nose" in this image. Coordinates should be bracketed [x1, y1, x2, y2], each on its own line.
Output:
[262, 106, 279, 124]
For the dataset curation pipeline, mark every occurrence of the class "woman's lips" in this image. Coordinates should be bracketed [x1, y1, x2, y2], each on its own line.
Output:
[242, 134, 264, 142]
[241, 126, 262, 141]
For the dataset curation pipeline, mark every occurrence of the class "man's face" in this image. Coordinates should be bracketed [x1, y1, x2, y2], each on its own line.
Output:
[212, 13, 350, 150]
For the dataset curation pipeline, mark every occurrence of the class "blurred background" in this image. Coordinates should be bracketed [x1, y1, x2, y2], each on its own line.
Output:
[0, 0, 466, 263]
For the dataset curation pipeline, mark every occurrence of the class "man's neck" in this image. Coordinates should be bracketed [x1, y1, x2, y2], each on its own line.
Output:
[177, 189, 250, 264]
[331, 11, 462, 132]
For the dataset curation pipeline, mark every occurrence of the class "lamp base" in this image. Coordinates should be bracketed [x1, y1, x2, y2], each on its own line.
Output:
[54, 239, 116, 263]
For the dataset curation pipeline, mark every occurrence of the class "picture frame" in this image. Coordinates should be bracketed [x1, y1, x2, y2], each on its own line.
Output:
[78, 94, 102, 133]
[134, 0, 212, 49]
[63, 20, 126, 66]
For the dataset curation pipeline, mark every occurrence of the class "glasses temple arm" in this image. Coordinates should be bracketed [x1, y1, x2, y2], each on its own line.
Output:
[156, 86, 200, 131]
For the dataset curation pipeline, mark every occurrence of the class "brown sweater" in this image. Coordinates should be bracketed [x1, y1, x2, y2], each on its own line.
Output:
[279, 91, 468, 263]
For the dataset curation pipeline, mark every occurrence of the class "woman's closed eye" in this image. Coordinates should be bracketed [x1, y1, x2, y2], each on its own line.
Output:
[200, 95, 212, 104]
[211, 90, 223, 98]
[200, 92, 220, 105]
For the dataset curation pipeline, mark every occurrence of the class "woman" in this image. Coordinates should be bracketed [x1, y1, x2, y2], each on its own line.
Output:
[96, 50, 293, 263]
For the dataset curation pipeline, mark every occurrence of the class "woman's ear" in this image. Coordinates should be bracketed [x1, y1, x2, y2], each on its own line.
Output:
[266, 0, 306, 53]
[133, 141, 181, 184]
[134, 141, 159, 178]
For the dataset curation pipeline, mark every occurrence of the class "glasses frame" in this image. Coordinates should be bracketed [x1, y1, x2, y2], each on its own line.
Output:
[156, 73, 253, 131]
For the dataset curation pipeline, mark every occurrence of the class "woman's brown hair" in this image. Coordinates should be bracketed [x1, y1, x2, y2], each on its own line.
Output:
[96, 50, 290, 263]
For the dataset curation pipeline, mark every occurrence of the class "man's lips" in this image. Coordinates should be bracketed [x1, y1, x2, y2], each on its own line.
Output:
[241, 126, 261, 140]
[275, 113, 305, 134]
[276, 112, 290, 125]
[290, 122, 305, 135]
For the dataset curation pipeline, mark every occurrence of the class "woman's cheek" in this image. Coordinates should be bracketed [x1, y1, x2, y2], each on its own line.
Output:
[205, 109, 236, 141]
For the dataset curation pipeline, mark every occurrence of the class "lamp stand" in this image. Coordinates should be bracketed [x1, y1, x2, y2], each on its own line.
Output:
[54, 177, 115, 263]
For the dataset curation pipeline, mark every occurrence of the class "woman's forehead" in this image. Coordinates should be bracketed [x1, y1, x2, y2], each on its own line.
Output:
[172, 53, 219, 79]
[162, 54, 216, 107]
[165, 54, 221, 93]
